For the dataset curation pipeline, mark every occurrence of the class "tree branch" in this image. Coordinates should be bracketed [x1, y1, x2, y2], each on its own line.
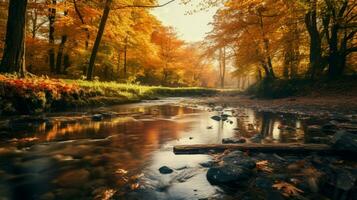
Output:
[112, 0, 175, 10]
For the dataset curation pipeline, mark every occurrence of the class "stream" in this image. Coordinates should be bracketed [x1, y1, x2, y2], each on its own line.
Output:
[0, 98, 332, 200]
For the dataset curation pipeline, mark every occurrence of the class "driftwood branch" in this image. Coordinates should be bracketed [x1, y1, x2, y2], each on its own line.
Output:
[173, 143, 354, 156]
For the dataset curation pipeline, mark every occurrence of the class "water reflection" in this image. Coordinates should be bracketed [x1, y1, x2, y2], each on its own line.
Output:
[0, 102, 322, 199]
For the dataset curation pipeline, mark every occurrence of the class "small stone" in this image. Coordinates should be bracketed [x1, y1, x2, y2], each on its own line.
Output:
[211, 116, 221, 121]
[189, 137, 193, 140]
[206, 126, 213, 129]
[159, 166, 173, 174]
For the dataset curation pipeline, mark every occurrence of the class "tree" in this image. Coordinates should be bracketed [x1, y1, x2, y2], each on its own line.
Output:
[323, 0, 357, 79]
[86, 0, 175, 81]
[0, 0, 28, 75]
[48, 0, 56, 73]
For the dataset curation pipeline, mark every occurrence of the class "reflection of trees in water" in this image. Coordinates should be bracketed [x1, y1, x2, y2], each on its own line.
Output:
[234, 110, 305, 143]
[260, 112, 274, 138]
[216, 120, 224, 142]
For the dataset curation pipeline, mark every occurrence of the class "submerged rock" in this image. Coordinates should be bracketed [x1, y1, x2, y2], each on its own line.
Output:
[159, 166, 173, 174]
[222, 137, 246, 144]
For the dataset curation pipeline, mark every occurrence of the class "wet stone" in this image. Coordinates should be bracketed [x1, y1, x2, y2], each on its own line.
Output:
[206, 164, 253, 186]
[211, 116, 221, 121]
[206, 151, 256, 186]
[159, 166, 173, 174]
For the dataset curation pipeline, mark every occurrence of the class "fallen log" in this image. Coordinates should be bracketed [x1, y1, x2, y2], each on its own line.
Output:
[173, 143, 355, 156]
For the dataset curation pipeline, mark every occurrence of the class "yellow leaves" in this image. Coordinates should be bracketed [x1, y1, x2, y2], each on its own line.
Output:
[273, 181, 304, 197]
[256, 160, 273, 173]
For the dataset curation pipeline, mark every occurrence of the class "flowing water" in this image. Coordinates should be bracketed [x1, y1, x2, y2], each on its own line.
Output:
[0, 98, 322, 200]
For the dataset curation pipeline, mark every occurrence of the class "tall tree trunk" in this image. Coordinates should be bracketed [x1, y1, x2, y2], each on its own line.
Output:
[55, 35, 67, 74]
[305, 0, 322, 80]
[0, 0, 28, 76]
[48, 0, 56, 73]
[63, 53, 70, 74]
[86, 0, 112, 80]
[55, 9, 68, 74]
[258, 11, 275, 79]
[219, 47, 226, 88]
[117, 49, 121, 78]
[123, 36, 128, 79]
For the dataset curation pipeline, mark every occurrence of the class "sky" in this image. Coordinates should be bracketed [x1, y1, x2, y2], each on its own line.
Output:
[151, 0, 218, 42]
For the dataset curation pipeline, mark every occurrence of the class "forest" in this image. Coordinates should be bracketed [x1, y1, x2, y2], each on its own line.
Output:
[0, 0, 356, 200]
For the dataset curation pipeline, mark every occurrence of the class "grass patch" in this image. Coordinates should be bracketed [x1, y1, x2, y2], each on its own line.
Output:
[0, 75, 219, 115]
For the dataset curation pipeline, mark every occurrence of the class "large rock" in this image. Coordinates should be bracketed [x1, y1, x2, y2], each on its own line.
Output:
[331, 131, 357, 152]
[206, 164, 253, 186]
[206, 151, 256, 186]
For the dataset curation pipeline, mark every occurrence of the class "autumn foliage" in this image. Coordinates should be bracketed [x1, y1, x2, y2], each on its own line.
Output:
[0, 0, 218, 87]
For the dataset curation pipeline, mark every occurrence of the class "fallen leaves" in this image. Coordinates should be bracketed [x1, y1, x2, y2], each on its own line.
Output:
[256, 160, 273, 173]
[273, 181, 304, 197]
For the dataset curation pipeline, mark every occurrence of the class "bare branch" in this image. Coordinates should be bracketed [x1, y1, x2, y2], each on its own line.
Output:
[112, 0, 175, 10]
